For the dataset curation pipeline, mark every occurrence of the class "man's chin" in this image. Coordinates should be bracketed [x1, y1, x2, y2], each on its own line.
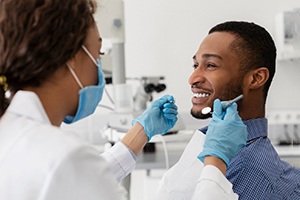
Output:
[190, 110, 212, 119]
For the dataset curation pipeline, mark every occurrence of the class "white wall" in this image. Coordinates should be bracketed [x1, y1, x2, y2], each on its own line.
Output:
[123, 0, 300, 113]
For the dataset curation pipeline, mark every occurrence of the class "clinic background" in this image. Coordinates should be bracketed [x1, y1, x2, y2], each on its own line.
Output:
[123, 0, 300, 112]
[83, 0, 300, 140]
[94, 0, 300, 111]
[62, 1, 300, 199]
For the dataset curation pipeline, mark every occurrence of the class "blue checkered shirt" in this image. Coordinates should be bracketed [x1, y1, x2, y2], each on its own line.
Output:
[225, 118, 300, 199]
[200, 118, 300, 199]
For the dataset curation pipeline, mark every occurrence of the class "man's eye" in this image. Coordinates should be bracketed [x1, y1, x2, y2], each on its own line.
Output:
[99, 51, 105, 55]
[206, 63, 216, 68]
[193, 64, 199, 69]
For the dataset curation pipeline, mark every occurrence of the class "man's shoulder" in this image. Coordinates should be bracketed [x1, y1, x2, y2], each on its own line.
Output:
[227, 146, 300, 199]
[230, 137, 279, 167]
[227, 137, 300, 191]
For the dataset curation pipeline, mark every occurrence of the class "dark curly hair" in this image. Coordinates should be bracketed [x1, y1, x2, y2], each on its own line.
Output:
[0, 0, 97, 117]
[209, 21, 277, 102]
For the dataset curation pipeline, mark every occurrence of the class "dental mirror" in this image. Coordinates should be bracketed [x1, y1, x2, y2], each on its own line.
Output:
[201, 107, 212, 115]
[201, 94, 244, 115]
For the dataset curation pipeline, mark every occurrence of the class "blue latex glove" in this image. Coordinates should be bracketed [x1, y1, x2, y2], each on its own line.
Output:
[198, 99, 248, 167]
[132, 95, 178, 141]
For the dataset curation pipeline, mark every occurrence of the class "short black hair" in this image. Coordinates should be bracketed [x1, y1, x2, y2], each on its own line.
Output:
[209, 21, 277, 100]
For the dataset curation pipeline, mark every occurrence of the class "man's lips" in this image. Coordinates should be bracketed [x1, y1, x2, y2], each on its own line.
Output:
[192, 92, 210, 98]
[191, 91, 211, 105]
[191, 87, 212, 98]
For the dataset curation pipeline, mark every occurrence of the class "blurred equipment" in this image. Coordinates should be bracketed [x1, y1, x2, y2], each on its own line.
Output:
[108, 76, 185, 134]
[133, 76, 166, 111]
[113, 83, 134, 113]
[275, 8, 300, 60]
[94, 0, 126, 84]
[267, 109, 300, 146]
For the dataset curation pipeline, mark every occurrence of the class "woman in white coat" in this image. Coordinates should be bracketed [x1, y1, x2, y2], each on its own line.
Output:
[0, 0, 247, 199]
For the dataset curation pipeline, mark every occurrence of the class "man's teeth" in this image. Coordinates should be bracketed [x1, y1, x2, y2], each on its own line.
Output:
[193, 93, 210, 98]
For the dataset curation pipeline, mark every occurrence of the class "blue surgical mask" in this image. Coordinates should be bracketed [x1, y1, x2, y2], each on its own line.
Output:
[64, 46, 106, 124]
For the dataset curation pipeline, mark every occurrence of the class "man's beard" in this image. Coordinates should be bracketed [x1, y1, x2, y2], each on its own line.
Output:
[190, 77, 243, 120]
[191, 109, 212, 119]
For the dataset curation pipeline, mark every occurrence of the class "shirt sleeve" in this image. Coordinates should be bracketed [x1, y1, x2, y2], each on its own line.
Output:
[227, 163, 274, 199]
[39, 144, 127, 200]
[101, 141, 136, 182]
[191, 165, 239, 200]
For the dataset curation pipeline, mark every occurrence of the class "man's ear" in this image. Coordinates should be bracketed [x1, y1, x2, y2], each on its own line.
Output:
[246, 67, 269, 90]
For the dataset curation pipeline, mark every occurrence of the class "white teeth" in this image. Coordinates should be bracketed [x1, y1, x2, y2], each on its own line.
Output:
[193, 93, 210, 98]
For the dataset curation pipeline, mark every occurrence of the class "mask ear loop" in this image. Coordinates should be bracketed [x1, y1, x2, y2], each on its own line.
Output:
[81, 45, 97, 66]
[67, 63, 84, 89]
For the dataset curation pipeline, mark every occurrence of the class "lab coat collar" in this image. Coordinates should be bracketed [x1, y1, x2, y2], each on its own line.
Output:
[7, 90, 51, 124]
[198, 118, 268, 142]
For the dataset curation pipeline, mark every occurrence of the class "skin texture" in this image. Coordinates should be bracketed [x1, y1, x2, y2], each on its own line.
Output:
[204, 156, 226, 175]
[25, 23, 150, 154]
[190, 31, 270, 172]
[189, 32, 269, 121]
[25, 25, 101, 126]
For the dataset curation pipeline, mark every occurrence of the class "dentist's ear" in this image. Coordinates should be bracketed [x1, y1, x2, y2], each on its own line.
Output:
[246, 67, 269, 90]
[66, 59, 76, 70]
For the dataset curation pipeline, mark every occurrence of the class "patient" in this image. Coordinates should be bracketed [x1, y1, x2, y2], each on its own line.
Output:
[155, 21, 300, 199]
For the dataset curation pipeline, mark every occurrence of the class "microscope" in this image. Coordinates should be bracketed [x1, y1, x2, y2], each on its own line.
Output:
[133, 76, 167, 153]
[107, 75, 184, 152]
[133, 76, 166, 112]
[108, 76, 167, 132]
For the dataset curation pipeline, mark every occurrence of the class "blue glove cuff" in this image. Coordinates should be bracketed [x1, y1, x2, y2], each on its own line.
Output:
[132, 118, 151, 141]
[198, 147, 230, 167]
[131, 95, 178, 142]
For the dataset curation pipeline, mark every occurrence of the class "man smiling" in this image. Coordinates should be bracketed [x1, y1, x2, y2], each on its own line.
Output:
[155, 21, 300, 199]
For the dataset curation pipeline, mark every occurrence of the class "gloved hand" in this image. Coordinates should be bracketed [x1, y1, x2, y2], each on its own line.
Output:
[198, 99, 248, 167]
[132, 95, 178, 141]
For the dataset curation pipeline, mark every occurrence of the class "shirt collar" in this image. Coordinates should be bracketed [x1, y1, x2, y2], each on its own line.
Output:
[199, 118, 268, 142]
[7, 90, 51, 124]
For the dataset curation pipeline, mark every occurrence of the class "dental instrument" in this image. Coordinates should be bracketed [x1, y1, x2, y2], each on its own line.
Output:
[201, 94, 244, 115]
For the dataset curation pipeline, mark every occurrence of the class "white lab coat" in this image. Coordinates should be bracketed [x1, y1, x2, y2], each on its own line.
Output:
[0, 90, 237, 200]
[155, 130, 238, 200]
[0, 91, 132, 200]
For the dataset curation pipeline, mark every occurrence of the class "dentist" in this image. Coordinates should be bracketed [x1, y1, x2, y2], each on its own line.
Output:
[0, 0, 246, 199]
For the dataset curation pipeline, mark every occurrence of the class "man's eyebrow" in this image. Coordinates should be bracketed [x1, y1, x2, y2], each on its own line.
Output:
[202, 53, 223, 60]
[192, 54, 222, 61]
